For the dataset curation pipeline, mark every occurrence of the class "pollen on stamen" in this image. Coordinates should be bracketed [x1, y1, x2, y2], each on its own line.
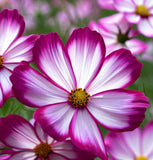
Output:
[33, 142, 52, 159]
[0, 56, 4, 69]
[69, 88, 90, 109]
[135, 5, 150, 17]
[136, 156, 148, 160]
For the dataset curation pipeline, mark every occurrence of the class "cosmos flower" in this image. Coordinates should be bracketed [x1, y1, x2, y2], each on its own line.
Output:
[105, 121, 153, 160]
[114, 0, 153, 37]
[0, 9, 38, 108]
[0, 114, 95, 160]
[89, 13, 147, 55]
[11, 27, 149, 159]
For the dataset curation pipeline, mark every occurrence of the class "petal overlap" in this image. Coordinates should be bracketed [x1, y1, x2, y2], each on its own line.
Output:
[69, 109, 107, 159]
[0, 68, 13, 107]
[3, 35, 39, 64]
[0, 115, 40, 149]
[87, 48, 142, 95]
[33, 33, 76, 92]
[10, 63, 68, 107]
[88, 89, 149, 131]
[34, 103, 75, 140]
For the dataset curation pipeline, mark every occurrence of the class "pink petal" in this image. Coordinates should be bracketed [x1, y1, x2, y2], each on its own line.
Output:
[105, 131, 136, 160]
[138, 19, 153, 37]
[125, 13, 141, 23]
[87, 48, 142, 95]
[34, 102, 75, 141]
[87, 89, 149, 131]
[89, 21, 112, 38]
[0, 155, 10, 160]
[148, 154, 153, 160]
[0, 68, 13, 108]
[132, 0, 144, 5]
[105, 43, 123, 56]
[114, 0, 136, 12]
[69, 109, 107, 160]
[148, 16, 153, 28]
[34, 122, 50, 143]
[9, 151, 36, 160]
[121, 128, 141, 156]
[99, 13, 131, 34]
[142, 121, 153, 157]
[53, 140, 95, 160]
[145, 0, 153, 8]
[149, 8, 153, 14]
[33, 33, 76, 92]
[66, 27, 106, 89]
[89, 21, 117, 46]
[0, 9, 25, 55]
[125, 39, 147, 54]
[0, 115, 40, 149]
[97, 0, 115, 10]
[10, 63, 68, 108]
[3, 35, 39, 64]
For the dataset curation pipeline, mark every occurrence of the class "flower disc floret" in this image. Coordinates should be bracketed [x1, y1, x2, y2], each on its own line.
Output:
[135, 5, 150, 17]
[136, 156, 148, 160]
[69, 88, 90, 108]
[0, 56, 4, 69]
[33, 142, 52, 158]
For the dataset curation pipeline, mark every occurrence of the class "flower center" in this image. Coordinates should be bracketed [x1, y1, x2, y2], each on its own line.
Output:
[117, 26, 131, 44]
[0, 56, 4, 69]
[117, 32, 129, 44]
[136, 156, 148, 160]
[69, 88, 90, 108]
[33, 142, 52, 158]
[135, 5, 150, 17]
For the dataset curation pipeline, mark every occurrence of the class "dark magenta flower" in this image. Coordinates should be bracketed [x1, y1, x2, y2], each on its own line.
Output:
[11, 27, 149, 159]
[0, 9, 38, 107]
[0, 115, 95, 160]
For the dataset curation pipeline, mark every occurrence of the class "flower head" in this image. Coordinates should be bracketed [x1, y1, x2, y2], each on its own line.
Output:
[0, 9, 38, 108]
[114, 0, 153, 37]
[105, 121, 153, 160]
[11, 27, 149, 159]
[89, 13, 147, 55]
[0, 114, 95, 160]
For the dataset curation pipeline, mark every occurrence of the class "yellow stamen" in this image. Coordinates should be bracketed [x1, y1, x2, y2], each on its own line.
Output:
[33, 142, 52, 158]
[135, 5, 150, 17]
[0, 56, 4, 69]
[136, 155, 148, 160]
[69, 88, 90, 108]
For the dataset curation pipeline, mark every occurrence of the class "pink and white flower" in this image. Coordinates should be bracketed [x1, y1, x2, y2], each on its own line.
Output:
[0, 9, 38, 108]
[114, 0, 153, 37]
[89, 13, 147, 55]
[105, 121, 153, 160]
[11, 27, 149, 159]
[0, 114, 95, 160]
